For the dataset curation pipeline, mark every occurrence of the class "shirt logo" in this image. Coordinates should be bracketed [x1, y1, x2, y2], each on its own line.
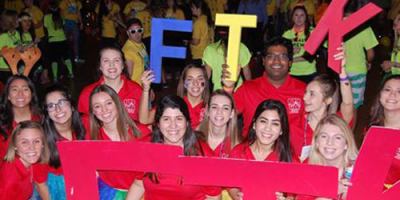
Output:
[124, 99, 136, 114]
[287, 98, 302, 114]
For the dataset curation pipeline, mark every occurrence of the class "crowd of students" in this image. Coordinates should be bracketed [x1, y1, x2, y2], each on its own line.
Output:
[0, 0, 400, 200]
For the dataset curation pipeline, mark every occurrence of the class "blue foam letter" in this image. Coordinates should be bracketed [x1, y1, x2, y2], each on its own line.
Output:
[150, 18, 192, 83]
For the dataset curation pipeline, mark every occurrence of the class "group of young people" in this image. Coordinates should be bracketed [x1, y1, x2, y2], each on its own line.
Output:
[1, 0, 400, 200]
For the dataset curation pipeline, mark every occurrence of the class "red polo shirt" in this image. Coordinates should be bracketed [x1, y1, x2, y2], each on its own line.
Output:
[229, 142, 281, 161]
[234, 74, 306, 138]
[0, 158, 34, 200]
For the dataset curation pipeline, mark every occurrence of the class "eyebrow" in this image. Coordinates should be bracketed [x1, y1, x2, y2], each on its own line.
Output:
[258, 117, 280, 122]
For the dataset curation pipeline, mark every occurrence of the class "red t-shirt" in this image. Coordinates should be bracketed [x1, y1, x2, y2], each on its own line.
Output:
[183, 97, 206, 130]
[198, 137, 232, 158]
[33, 134, 79, 183]
[78, 76, 142, 120]
[0, 158, 34, 200]
[95, 127, 145, 189]
[229, 142, 280, 161]
[141, 144, 220, 200]
[234, 75, 306, 138]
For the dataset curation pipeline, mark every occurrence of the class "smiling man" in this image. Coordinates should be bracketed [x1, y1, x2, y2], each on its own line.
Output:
[231, 37, 306, 139]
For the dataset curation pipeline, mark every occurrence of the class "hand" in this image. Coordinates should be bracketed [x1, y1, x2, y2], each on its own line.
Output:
[140, 70, 155, 92]
[395, 147, 400, 160]
[333, 44, 346, 70]
[221, 63, 236, 88]
[381, 60, 393, 72]
[276, 192, 286, 200]
[293, 47, 301, 54]
[338, 178, 352, 198]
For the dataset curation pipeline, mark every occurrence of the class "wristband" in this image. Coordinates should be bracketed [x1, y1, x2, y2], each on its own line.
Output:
[340, 76, 349, 81]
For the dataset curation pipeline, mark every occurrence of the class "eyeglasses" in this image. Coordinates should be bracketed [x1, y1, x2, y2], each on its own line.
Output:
[265, 53, 289, 61]
[46, 99, 70, 112]
[128, 28, 144, 34]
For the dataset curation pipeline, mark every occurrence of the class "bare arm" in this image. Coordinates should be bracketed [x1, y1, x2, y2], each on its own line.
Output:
[35, 182, 50, 200]
[138, 71, 155, 124]
[126, 180, 145, 200]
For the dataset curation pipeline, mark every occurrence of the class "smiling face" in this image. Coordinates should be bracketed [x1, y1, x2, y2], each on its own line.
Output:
[45, 91, 72, 126]
[184, 68, 206, 98]
[91, 91, 118, 125]
[263, 45, 291, 82]
[158, 107, 187, 146]
[292, 8, 306, 27]
[99, 49, 123, 80]
[380, 79, 400, 112]
[253, 109, 282, 147]
[127, 23, 143, 43]
[303, 81, 329, 113]
[8, 79, 32, 109]
[15, 128, 43, 167]
[316, 123, 347, 165]
[208, 95, 233, 128]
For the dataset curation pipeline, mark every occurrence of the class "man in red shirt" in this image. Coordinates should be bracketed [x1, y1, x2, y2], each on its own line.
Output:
[225, 37, 306, 139]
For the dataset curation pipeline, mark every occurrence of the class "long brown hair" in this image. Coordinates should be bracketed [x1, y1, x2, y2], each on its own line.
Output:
[198, 89, 241, 150]
[89, 85, 141, 141]
[369, 75, 400, 127]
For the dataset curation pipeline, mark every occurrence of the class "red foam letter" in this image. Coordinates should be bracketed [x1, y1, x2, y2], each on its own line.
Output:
[304, 0, 381, 73]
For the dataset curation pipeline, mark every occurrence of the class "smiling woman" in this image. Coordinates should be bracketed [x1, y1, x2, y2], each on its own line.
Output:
[126, 95, 221, 200]
[0, 121, 49, 200]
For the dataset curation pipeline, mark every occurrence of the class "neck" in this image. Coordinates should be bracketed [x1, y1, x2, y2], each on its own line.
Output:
[384, 110, 400, 128]
[55, 120, 73, 140]
[208, 125, 227, 141]
[13, 107, 31, 123]
[308, 107, 327, 122]
[293, 24, 304, 30]
[252, 140, 273, 155]
[325, 157, 345, 169]
[187, 95, 202, 106]
[267, 75, 287, 88]
[104, 77, 123, 92]
[103, 121, 118, 133]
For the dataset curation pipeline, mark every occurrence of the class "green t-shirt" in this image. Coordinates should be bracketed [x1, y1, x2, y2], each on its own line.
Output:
[283, 28, 316, 76]
[202, 41, 251, 91]
[21, 32, 33, 46]
[44, 14, 66, 42]
[391, 50, 400, 75]
[344, 27, 378, 74]
[0, 31, 21, 70]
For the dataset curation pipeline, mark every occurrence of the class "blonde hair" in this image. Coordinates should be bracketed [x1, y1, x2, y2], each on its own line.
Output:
[4, 121, 49, 164]
[198, 90, 241, 149]
[308, 114, 358, 167]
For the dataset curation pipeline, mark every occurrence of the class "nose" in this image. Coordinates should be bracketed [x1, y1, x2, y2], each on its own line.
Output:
[55, 104, 61, 112]
[326, 136, 334, 145]
[216, 107, 223, 115]
[169, 119, 177, 128]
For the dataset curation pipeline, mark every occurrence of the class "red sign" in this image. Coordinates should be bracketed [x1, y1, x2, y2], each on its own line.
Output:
[58, 127, 400, 199]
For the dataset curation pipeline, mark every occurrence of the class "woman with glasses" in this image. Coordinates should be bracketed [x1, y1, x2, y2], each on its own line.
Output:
[122, 18, 149, 84]
[283, 5, 316, 83]
[0, 75, 41, 164]
[139, 64, 210, 130]
[34, 84, 86, 200]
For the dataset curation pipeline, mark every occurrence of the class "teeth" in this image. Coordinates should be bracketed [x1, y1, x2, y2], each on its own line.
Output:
[271, 65, 282, 69]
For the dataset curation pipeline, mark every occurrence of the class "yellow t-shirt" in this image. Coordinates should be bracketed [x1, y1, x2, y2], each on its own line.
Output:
[191, 15, 211, 59]
[122, 39, 149, 83]
[96, 2, 120, 38]
[289, 0, 316, 16]
[4, 0, 24, 13]
[24, 6, 45, 39]
[59, 0, 82, 22]
[123, 1, 147, 19]
[165, 8, 185, 20]
[205, 0, 227, 21]
[136, 10, 151, 39]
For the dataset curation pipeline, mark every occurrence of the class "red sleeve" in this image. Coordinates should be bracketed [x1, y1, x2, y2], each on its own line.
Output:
[33, 163, 49, 183]
[77, 87, 91, 116]
[233, 86, 245, 115]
